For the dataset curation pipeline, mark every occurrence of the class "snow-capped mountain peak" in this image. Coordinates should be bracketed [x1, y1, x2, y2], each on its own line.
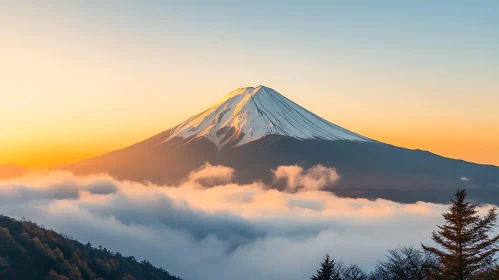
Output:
[163, 85, 371, 147]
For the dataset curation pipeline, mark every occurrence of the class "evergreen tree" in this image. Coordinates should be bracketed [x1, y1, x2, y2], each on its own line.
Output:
[422, 189, 499, 279]
[311, 254, 342, 280]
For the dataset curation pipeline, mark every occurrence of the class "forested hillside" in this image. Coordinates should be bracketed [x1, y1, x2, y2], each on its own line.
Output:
[0, 215, 182, 280]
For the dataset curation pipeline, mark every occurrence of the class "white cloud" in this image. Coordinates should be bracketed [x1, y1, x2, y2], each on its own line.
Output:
[273, 164, 339, 191]
[0, 166, 494, 280]
[187, 163, 235, 186]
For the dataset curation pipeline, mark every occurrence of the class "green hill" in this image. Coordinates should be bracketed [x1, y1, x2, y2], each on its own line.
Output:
[0, 215, 182, 280]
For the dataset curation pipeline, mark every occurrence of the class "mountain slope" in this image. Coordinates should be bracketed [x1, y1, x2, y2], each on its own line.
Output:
[0, 215, 182, 280]
[63, 86, 499, 204]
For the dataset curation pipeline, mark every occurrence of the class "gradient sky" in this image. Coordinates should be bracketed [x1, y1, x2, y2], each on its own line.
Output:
[1, 1, 498, 168]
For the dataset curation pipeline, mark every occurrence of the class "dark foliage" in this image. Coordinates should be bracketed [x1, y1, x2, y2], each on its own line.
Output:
[311, 189, 499, 280]
[0, 215, 182, 280]
[370, 246, 436, 280]
[311, 254, 368, 280]
[422, 189, 499, 279]
[342, 264, 368, 280]
[311, 254, 342, 280]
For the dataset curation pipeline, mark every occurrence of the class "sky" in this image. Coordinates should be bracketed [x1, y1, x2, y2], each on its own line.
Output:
[1, 1, 498, 167]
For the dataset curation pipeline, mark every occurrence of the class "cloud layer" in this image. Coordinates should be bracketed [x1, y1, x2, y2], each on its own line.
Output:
[273, 164, 340, 191]
[0, 165, 492, 280]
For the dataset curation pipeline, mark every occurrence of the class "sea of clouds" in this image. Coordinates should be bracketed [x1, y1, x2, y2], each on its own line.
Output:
[0, 164, 490, 280]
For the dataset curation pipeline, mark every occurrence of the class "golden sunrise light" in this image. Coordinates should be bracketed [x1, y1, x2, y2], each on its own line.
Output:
[1, 2, 499, 280]
[2, 2, 499, 168]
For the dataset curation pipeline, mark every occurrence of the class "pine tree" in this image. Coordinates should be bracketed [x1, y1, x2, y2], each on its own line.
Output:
[422, 189, 499, 279]
[311, 254, 342, 280]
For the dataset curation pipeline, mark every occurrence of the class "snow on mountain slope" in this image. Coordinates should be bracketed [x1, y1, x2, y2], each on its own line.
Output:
[163, 85, 372, 147]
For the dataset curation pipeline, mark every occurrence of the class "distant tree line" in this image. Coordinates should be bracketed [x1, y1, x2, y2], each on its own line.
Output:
[0, 215, 182, 280]
[311, 190, 499, 280]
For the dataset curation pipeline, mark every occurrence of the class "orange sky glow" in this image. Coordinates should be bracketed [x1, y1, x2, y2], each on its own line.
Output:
[1, 2, 498, 168]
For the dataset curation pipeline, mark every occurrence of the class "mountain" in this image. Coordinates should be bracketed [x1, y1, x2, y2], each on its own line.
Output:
[64, 86, 499, 204]
[165, 86, 370, 148]
[0, 214, 182, 280]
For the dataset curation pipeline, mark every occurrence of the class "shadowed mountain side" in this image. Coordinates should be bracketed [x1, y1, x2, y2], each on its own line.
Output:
[63, 130, 219, 184]
[220, 135, 499, 204]
[63, 133, 499, 205]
